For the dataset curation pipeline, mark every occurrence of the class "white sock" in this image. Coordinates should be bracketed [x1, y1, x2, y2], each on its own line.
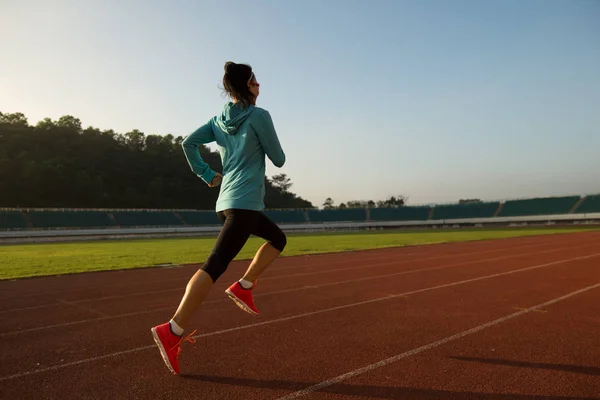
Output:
[239, 279, 253, 289]
[169, 319, 184, 336]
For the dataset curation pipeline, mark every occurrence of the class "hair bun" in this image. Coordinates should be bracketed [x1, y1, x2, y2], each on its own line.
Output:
[224, 61, 237, 74]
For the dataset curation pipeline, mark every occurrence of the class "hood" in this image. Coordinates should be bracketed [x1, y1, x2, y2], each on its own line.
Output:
[214, 102, 255, 135]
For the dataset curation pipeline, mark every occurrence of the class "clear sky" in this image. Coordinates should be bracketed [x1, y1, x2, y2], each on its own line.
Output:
[2, 0, 599, 208]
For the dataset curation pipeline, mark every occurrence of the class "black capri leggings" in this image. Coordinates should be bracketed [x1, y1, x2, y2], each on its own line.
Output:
[200, 209, 287, 282]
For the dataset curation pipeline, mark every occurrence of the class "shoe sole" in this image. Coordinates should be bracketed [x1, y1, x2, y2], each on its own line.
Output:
[225, 289, 259, 316]
[151, 328, 177, 375]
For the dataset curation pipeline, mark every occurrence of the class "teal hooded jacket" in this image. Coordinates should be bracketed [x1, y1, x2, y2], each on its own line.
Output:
[182, 102, 286, 212]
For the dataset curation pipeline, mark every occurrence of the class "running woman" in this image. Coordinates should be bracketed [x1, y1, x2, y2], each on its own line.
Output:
[151, 61, 287, 375]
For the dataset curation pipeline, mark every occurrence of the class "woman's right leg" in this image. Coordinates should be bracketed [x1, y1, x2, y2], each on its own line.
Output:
[151, 209, 255, 374]
[169, 269, 214, 332]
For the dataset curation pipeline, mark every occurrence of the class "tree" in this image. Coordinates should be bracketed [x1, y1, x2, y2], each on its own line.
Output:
[338, 199, 377, 209]
[459, 198, 483, 204]
[124, 129, 145, 152]
[263, 176, 313, 209]
[270, 173, 292, 193]
[346, 200, 377, 208]
[56, 115, 82, 133]
[376, 195, 407, 208]
[0, 112, 28, 126]
[323, 197, 335, 210]
[35, 117, 56, 131]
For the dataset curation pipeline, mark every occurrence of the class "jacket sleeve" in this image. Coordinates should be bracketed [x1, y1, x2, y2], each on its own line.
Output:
[253, 110, 286, 167]
[181, 121, 217, 184]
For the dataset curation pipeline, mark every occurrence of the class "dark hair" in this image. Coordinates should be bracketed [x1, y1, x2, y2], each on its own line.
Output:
[222, 61, 255, 107]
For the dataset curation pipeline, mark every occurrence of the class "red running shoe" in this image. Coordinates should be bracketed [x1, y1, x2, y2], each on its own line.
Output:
[225, 281, 259, 315]
[150, 322, 196, 374]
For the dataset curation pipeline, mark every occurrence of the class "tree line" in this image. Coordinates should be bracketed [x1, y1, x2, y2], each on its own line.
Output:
[321, 196, 485, 209]
[322, 195, 407, 210]
[0, 112, 313, 210]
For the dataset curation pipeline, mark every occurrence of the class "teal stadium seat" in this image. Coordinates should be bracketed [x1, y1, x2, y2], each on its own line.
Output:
[498, 196, 580, 217]
[264, 210, 306, 224]
[0, 211, 27, 229]
[178, 211, 222, 225]
[308, 208, 367, 223]
[369, 207, 430, 221]
[112, 211, 183, 227]
[574, 194, 600, 213]
[432, 202, 499, 220]
[28, 210, 114, 228]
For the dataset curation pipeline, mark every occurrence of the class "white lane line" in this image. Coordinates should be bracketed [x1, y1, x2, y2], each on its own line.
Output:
[275, 282, 600, 399]
[2, 243, 595, 336]
[57, 300, 108, 318]
[1, 252, 597, 382]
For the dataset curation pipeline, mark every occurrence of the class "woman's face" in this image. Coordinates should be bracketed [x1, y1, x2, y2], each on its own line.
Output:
[248, 74, 260, 99]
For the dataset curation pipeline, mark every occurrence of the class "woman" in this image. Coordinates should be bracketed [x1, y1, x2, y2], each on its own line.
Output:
[151, 61, 287, 375]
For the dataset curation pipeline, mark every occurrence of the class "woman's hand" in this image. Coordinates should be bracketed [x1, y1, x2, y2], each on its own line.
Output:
[208, 173, 223, 188]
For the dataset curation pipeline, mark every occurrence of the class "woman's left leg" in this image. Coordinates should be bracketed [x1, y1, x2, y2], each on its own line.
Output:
[225, 212, 287, 315]
[241, 212, 287, 283]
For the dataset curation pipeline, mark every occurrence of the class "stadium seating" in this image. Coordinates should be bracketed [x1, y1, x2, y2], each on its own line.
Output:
[369, 206, 430, 221]
[28, 210, 115, 229]
[2, 193, 598, 232]
[177, 211, 222, 225]
[431, 202, 500, 220]
[308, 208, 367, 222]
[177, 210, 308, 225]
[264, 210, 307, 224]
[112, 211, 183, 227]
[574, 194, 600, 213]
[498, 196, 580, 217]
[0, 211, 28, 230]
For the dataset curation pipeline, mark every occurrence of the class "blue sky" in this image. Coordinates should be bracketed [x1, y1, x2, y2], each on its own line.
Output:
[1, 0, 599, 207]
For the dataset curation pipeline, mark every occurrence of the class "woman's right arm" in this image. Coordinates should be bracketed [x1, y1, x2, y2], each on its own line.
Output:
[254, 110, 286, 168]
[181, 121, 218, 184]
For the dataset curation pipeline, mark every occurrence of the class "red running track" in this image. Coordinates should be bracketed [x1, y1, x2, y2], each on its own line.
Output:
[1, 231, 599, 399]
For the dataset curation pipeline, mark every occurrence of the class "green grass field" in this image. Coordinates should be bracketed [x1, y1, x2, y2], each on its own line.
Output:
[1, 226, 597, 280]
